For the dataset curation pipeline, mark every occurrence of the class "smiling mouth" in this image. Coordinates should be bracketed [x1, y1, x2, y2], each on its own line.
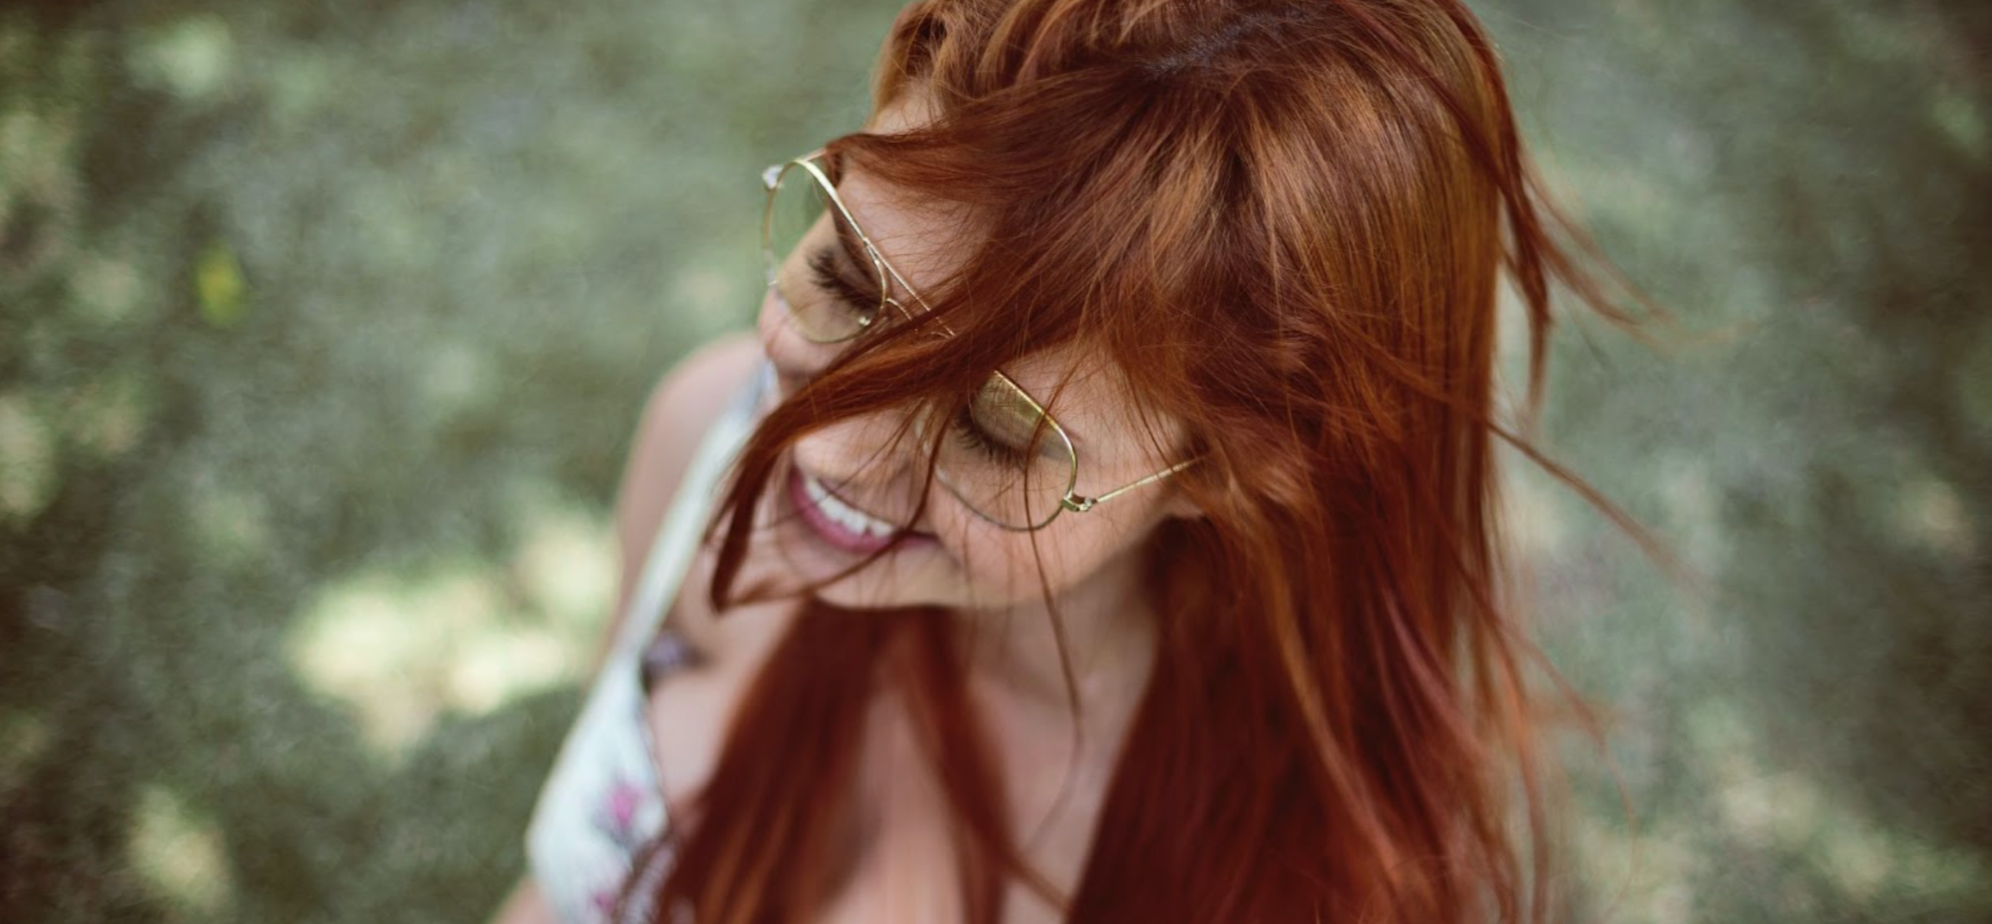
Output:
[786, 464, 931, 556]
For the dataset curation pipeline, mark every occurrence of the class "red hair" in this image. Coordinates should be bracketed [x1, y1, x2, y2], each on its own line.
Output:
[644, 1, 1647, 921]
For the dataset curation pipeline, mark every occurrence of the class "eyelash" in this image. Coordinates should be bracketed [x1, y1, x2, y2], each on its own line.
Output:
[808, 248, 878, 315]
[802, 246, 1032, 469]
[952, 404, 1030, 466]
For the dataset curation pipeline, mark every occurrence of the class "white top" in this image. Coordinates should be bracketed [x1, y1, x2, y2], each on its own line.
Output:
[525, 361, 769, 924]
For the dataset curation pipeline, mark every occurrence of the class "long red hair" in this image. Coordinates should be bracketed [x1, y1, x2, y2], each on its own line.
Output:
[645, 1, 1644, 921]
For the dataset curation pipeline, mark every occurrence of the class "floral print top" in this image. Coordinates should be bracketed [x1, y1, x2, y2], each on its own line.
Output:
[525, 364, 768, 924]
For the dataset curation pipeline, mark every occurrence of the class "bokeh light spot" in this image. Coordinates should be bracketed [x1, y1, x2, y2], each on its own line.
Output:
[419, 341, 493, 419]
[288, 494, 609, 757]
[1504, 467, 1570, 557]
[190, 482, 271, 567]
[0, 709, 51, 800]
[65, 370, 150, 461]
[1931, 89, 1989, 163]
[0, 393, 56, 524]
[1701, 700, 1992, 906]
[70, 252, 146, 325]
[130, 785, 232, 916]
[131, 16, 234, 101]
[1890, 476, 1974, 561]
[512, 494, 617, 632]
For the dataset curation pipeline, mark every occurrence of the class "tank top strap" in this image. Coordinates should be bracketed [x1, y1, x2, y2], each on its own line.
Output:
[609, 357, 772, 660]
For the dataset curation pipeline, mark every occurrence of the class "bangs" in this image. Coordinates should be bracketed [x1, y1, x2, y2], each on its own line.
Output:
[803, 76, 1228, 438]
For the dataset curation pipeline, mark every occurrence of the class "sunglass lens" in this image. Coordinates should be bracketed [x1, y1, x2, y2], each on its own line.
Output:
[764, 164, 885, 343]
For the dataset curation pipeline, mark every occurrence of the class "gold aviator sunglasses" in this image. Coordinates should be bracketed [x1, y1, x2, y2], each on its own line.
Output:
[761, 149, 1195, 531]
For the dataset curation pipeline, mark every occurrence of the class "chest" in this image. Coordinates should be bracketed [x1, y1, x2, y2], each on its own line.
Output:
[640, 552, 1116, 924]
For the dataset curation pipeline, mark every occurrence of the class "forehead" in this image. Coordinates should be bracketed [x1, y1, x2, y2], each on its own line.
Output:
[832, 93, 959, 301]
[832, 168, 960, 311]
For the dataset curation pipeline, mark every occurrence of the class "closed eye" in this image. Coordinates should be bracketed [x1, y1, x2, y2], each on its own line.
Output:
[952, 403, 1031, 465]
[808, 247, 880, 315]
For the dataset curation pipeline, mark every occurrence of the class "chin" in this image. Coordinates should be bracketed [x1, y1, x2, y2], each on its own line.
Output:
[808, 573, 935, 611]
[782, 540, 964, 612]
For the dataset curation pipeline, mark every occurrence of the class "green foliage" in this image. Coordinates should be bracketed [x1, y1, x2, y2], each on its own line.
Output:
[0, 0, 881, 919]
[0, 0, 1985, 922]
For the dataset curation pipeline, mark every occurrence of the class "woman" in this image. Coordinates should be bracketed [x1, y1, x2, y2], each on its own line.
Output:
[495, 0, 1640, 921]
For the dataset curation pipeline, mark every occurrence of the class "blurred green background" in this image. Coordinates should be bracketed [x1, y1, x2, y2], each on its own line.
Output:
[0, 0, 1985, 921]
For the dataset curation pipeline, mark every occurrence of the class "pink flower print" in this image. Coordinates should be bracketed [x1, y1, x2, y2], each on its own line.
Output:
[592, 776, 649, 852]
[591, 886, 619, 919]
[607, 780, 642, 832]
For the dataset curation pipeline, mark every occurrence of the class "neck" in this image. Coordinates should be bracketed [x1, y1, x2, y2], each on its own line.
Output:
[953, 542, 1158, 724]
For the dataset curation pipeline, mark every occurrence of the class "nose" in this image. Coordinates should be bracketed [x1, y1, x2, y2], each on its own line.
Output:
[757, 280, 832, 394]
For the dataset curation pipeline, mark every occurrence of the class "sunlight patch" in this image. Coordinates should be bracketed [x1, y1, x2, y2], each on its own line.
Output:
[0, 393, 55, 524]
[64, 369, 149, 461]
[288, 495, 611, 757]
[1655, 453, 1727, 574]
[1576, 703, 1992, 920]
[1891, 475, 1975, 562]
[130, 785, 232, 917]
[190, 481, 271, 568]
[1503, 470, 1569, 557]
[1700, 702, 1992, 906]
[1931, 88, 1988, 163]
[0, 709, 50, 800]
[1567, 808, 1699, 924]
[512, 496, 617, 631]
[419, 341, 493, 419]
[131, 16, 234, 101]
[70, 252, 146, 326]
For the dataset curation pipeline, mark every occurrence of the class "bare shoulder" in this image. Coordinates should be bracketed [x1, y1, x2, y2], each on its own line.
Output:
[485, 877, 558, 924]
[606, 332, 764, 643]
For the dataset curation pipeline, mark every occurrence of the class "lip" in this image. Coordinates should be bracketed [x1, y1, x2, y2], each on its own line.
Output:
[785, 464, 931, 556]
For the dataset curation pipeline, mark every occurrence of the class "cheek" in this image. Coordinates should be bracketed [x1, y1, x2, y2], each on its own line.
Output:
[756, 288, 795, 365]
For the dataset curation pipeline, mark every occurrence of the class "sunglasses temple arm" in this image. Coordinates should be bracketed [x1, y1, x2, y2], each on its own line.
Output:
[1065, 457, 1200, 512]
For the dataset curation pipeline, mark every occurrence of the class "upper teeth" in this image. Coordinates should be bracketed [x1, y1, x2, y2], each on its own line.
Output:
[803, 472, 896, 539]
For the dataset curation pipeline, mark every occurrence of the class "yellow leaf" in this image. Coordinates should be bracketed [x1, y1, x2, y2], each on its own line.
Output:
[194, 242, 244, 328]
